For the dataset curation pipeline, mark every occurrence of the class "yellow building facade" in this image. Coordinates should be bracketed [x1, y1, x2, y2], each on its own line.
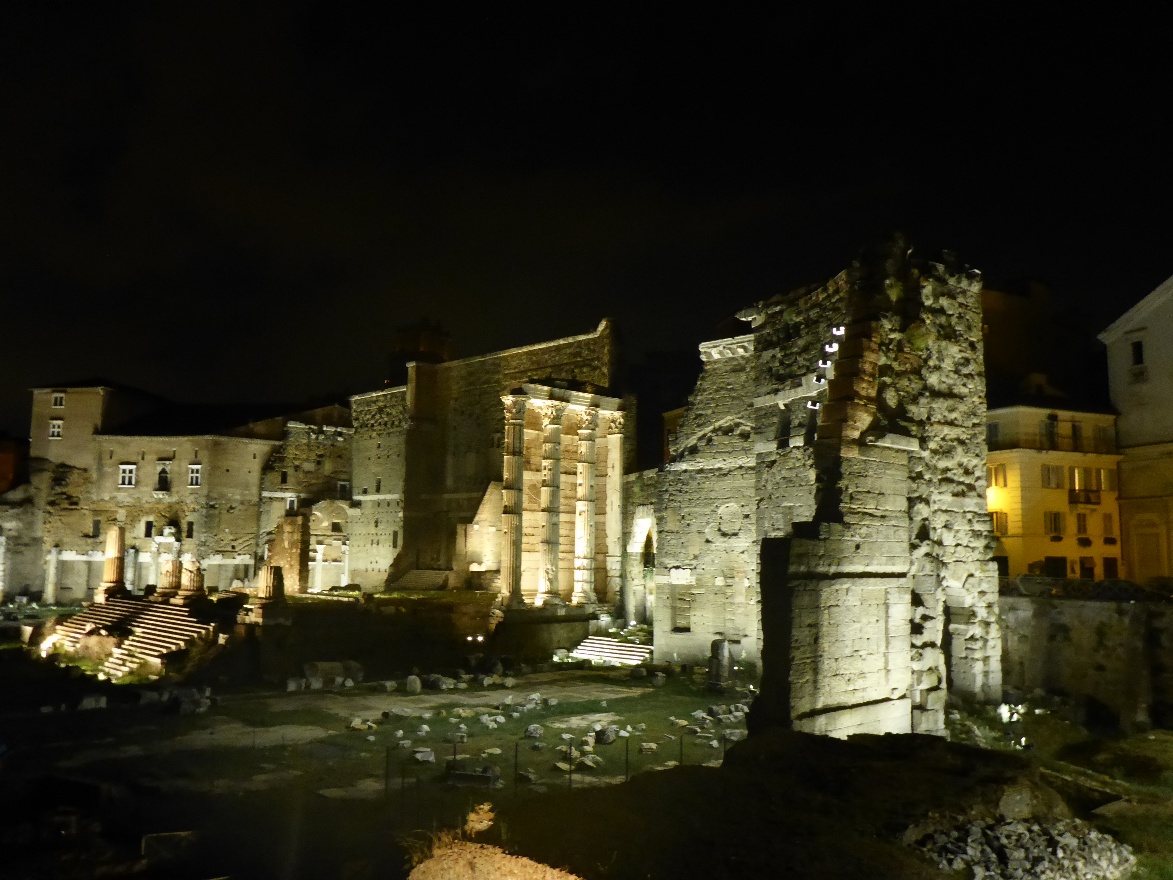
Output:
[985, 405, 1123, 580]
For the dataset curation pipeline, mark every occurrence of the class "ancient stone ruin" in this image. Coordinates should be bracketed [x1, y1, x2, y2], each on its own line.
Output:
[642, 238, 1001, 737]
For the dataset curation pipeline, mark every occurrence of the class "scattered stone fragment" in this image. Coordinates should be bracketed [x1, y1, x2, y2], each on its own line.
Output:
[546, 697, 559, 707]
[404, 675, 422, 695]
[501, 677, 517, 688]
[525, 724, 544, 738]
[722, 729, 746, 742]
[597, 726, 618, 745]
[482, 747, 502, 756]
[907, 816, 1135, 880]
[650, 672, 666, 687]
[286, 677, 304, 692]
[381, 680, 397, 692]
[518, 769, 538, 783]
[413, 749, 435, 764]
[639, 742, 658, 754]
[398, 740, 413, 749]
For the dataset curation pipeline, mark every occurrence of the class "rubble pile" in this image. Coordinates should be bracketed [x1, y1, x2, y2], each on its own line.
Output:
[909, 817, 1135, 879]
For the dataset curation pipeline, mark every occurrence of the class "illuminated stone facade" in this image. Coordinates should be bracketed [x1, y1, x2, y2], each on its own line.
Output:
[634, 240, 1002, 737]
[11, 383, 351, 602]
[349, 320, 634, 602]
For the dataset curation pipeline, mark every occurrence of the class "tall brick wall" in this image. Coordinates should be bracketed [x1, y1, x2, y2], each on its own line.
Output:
[645, 239, 1001, 739]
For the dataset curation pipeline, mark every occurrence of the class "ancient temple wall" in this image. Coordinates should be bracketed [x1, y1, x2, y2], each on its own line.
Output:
[622, 469, 659, 624]
[349, 387, 409, 588]
[653, 340, 760, 664]
[874, 263, 1003, 731]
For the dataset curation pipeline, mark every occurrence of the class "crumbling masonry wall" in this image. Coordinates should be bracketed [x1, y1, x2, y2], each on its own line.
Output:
[650, 240, 1001, 738]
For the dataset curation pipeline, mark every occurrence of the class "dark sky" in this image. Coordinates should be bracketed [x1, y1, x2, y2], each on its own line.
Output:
[2, 6, 1171, 436]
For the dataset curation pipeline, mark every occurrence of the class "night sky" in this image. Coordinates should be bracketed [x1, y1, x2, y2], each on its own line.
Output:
[2, 6, 1170, 437]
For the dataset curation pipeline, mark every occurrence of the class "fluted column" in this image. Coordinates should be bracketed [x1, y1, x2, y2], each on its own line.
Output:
[573, 407, 599, 605]
[535, 400, 566, 606]
[157, 557, 181, 600]
[96, 526, 125, 603]
[604, 412, 625, 604]
[500, 395, 527, 607]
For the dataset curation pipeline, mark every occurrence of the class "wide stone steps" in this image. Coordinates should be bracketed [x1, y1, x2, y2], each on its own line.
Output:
[52, 598, 214, 681]
[569, 636, 653, 666]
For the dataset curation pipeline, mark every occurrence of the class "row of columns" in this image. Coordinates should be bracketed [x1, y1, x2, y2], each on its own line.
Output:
[500, 394, 623, 608]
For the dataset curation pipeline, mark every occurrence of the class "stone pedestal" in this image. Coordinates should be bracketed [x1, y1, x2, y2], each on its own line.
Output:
[156, 557, 181, 601]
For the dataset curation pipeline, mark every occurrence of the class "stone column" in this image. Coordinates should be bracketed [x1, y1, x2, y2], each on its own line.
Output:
[535, 400, 567, 606]
[44, 546, 59, 605]
[0, 534, 7, 602]
[604, 412, 625, 604]
[573, 407, 599, 605]
[257, 564, 285, 603]
[124, 547, 138, 594]
[341, 543, 350, 587]
[95, 526, 126, 603]
[157, 557, 181, 600]
[177, 557, 205, 602]
[500, 395, 527, 607]
[313, 544, 324, 591]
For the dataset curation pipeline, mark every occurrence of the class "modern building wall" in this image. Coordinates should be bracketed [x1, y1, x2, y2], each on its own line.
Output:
[985, 406, 1122, 579]
[1101, 275, 1173, 581]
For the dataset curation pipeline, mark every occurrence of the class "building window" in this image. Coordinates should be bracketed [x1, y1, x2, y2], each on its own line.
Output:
[1104, 557, 1119, 578]
[362, 486, 368, 495]
[118, 464, 136, 487]
[986, 422, 1000, 449]
[1098, 468, 1117, 492]
[1041, 465, 1065, 489]
[186, 521, 194, 539]
[1069, 466, 1094, 491]
[280, 470, 288, 485]
[990, 511, 1009, 535]
[51, 392, 65, 408]
[1103, 513, 1115, 538]
[375, 478, 382, 493]
[331, 520, 342, 533]
[392, 530, 399, 549]
[156, 463, 171, 492]
[48, 419, 63, 439]
[286, 498, 297, 512]
[1132, 339, 1145, 366]
[1076, 513, 1089, 535]
[1130, 340, 1148, 382]
[1070, 422, 1084, 452]
[1044, 511, 1065, 535]
[188, 464, 202, 487]
[986, 464, 1007, 488]
[1094, 425, 1116, 452]
[1039, 415, 1059, 450]
[144, 520, 154, 538]
[92, 518, 101, 538]
[337, 481, 351, 500]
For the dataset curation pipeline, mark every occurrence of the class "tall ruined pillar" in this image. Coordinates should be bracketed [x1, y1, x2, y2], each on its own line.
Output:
[257, 563, 285, 603]
[95, 526, 126, 603]
[573, 407, 599, 605]
[604, 412, 625, 604]
[44, 545, 59, 604]
[535, 400, 567, 606]
[0, 534, 7, 602]
[500, 394, 527, 607]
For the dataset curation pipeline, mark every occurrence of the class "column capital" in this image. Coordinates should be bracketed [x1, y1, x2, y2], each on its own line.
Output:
[578, 406, 599, 433]
[532, 399, 567, 427]
[605, 411, 625, 434]
[502, 394, 528, 421]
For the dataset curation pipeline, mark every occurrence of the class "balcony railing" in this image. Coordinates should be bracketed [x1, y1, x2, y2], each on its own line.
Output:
[987, 436, 1116, 454]
[1068, 489, 1102, 505]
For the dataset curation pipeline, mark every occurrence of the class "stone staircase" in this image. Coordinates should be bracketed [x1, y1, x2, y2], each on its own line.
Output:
[52, 598, 215, 680]
[569, 636, 653, 666]
[388, 569, 452, 591]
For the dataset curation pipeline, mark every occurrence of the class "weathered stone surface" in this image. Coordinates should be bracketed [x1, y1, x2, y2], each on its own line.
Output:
[404, 675, 422, 695]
